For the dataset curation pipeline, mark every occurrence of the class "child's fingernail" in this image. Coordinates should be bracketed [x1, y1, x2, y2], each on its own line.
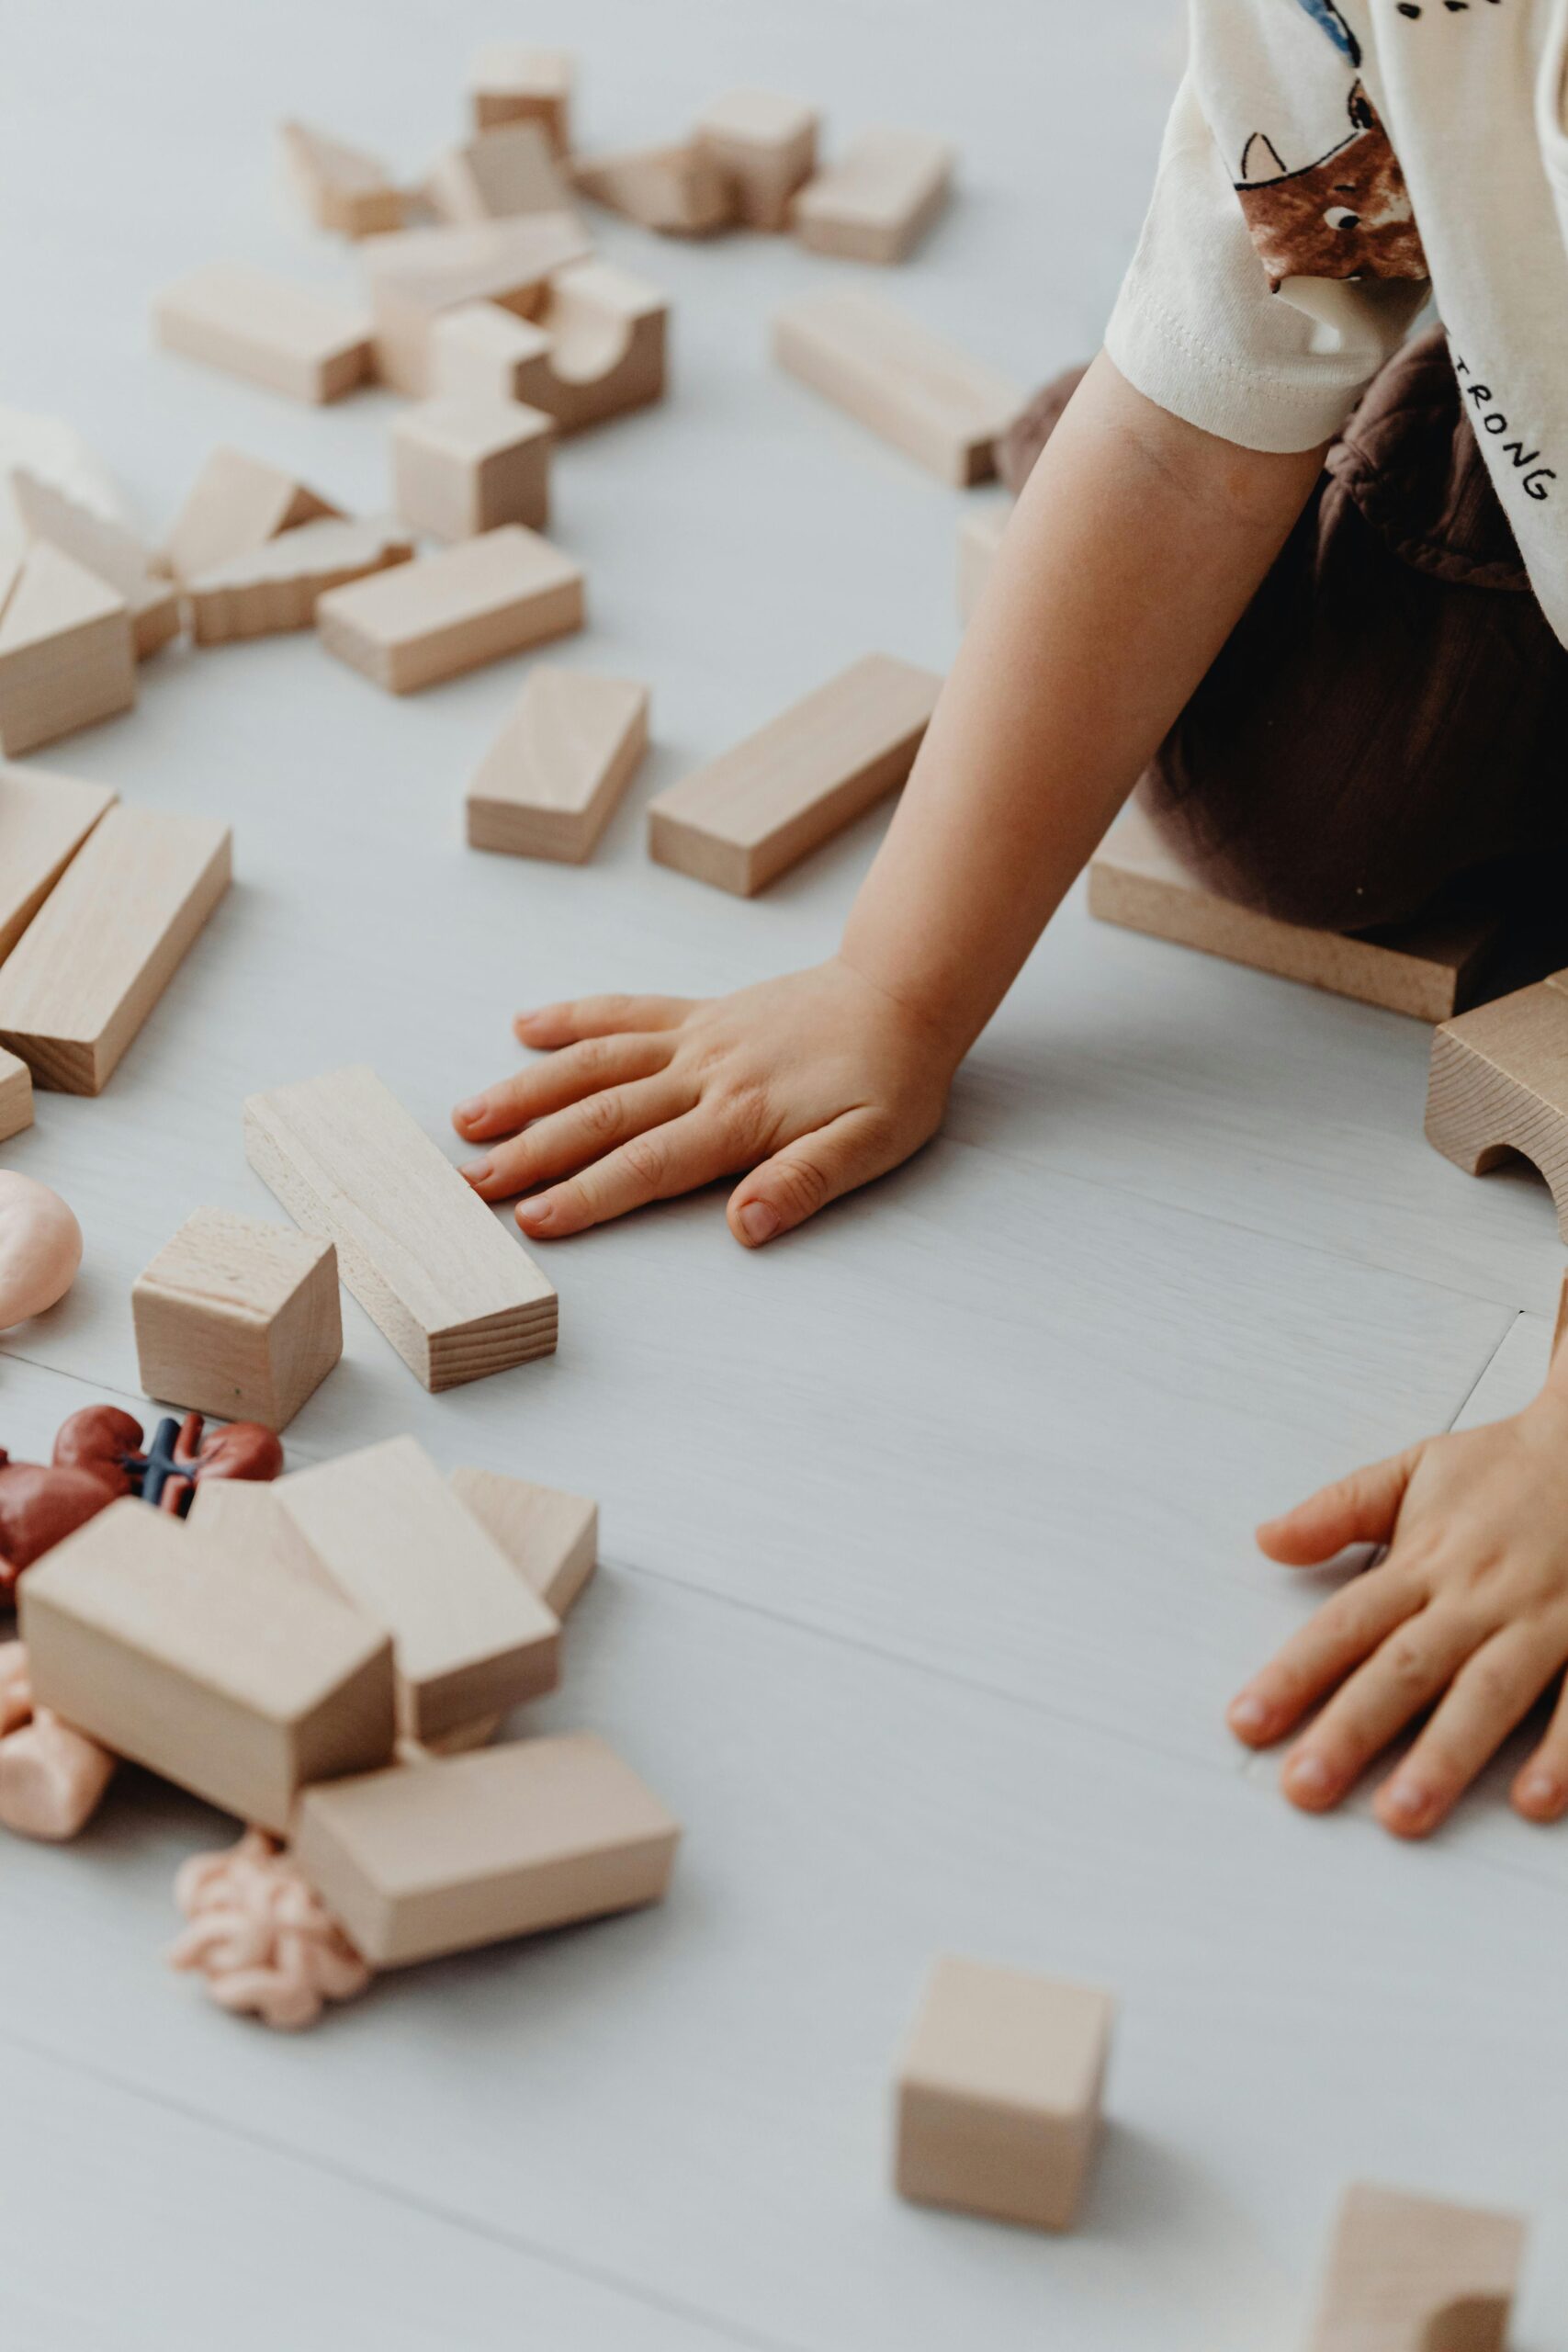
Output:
[518, 1200, 554, 1230]
[739, 1203, 781, 1244]
[460, 1159, 492, 1183]
[457, 1097, 487, 1125]
[1228, 1693, 1269, 1735]
[1519, 1770, 1560, 1810]
[1382, 1778, 1432, 1826]
[1283, 1751, 1333, 1802]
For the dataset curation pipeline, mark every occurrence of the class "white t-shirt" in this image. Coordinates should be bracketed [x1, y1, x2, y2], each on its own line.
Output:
[1105, 0, 1568, 645]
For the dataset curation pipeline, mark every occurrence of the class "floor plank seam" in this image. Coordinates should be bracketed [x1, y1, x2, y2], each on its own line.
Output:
[1445, 1310, 1530, 1434]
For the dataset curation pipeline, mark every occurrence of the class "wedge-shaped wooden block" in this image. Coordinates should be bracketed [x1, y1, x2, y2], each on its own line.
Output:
[185, 515, 413, 644]
[11, 469, 179, 658]
[426, 120, 575, 225]
[793, 129, 954, 264]
[957, 503, 1009, 625]
[362, 212, 592, 393]
[1307, 2181, 1525, 2351]
[773, 288, 1022, 486]
[281, 119, 404, 238]
[431, 262, 667, 433]
[449, 1465, 597, 1618]
[0, 763, 116, 963]
[572, 143, 735, 237]
[1092, 806, 1505, 1023]
[243, 1062, 558, 1385]
[160, 447, 342, 585]
[0, 805, 231, 1093]
[133, 1205, 342, 1430]
[317, 524, 583, 693]
[276, 1436, 560, 1740]
[693, 89, 818, 230]
[0, 543, 135, 756]
[19, 1499, 395, 1833]
[392, 395, 554, 539]
[468, 44, 573, 151]
[153, 263, 373, 403]
[186, 1476, 336, 1595]
[895, 1956, 1115, 2232]
[0, 1047, 31, 1142]
[649, 651, 940, 897]
[468, 667, 648, 862]
[1427, 970, 1568, 1233]
[293, 1731, 679, 1967]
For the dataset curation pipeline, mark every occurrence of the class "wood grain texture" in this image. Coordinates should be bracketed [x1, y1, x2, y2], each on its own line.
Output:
[468, 43, 573, 150]
[793, 128, 955, 263]
[185, 515, 413, 643]
[572, 144, 736, 236]
[467, 666, 649, 862]
[132, 1204, 342, 1430]
[152, 263, 373, 402]
[316, 524, 583, 692]
[361, 212, 591, 394]
[449, 1464, 598, 1617]
[160, 447, 341, 584]
[391, 395, 554, 540]
[0, 762, 116, 963]
[280, 119, 404, 238]
[0, 1045, 31, 1142]
[1306, 2182, 1524, 2351]
[1426, 974, 1568, 1236]
[242, 1061, 557, 1387]
[773, 287, 1021, 484]
[692, 89, 818, 229]
[10, 469, 180, 658]
[0, 541, 135, 756]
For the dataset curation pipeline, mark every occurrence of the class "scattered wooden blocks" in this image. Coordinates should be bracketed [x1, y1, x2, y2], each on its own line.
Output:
[895, 1955, 1115, 2232]
[0, 543, 136, 756]
[467, 667, 649, 862]
[293, 1731, 680, 1967]
[957, 504, 1008, 625]
[431, 261, 668, 433]
[773, 288, 1022, 486]
[20, 1498, 395, 1834]
[132, 1205, 342, 1431]
[0, 763, 116, 963]
[152, 263, 374, 403]
[0, 1048, 31, 1144]
[317, 524, 583, 693]
[159, 447, 342, 584]
[793, 129, 954, 264]
[692, 89, 818, 229]
[276, 1435, 560, 1739]
[426, 120, 575, 225]
[184, 515, 414, 644]
[361, 212, 592, 394]
[10, 469, 179, 659]
[572, 143, 735, 237]
[1093, 805, 1506, 1023]
[280, 119, 404, 238]
[1426, 970, 1568, 1233]
[243, 1061, 558, 1385]
[449, 1466, 597, 1618]
[1306, 2181, 1525, 2351]
[648, 650, 941, 897]
[392, 395, 554, 539]
[0, 804, 231, 1093]
[468, 43, 573, 153]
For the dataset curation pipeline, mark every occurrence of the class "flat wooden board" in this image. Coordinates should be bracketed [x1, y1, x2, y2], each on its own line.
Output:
[773, 288, 1021, 485]
[0, 763, 117, 963]
[793, 128, 954, 264]
[467, 667, 649, 862]
[317, 524, 583, 693]
[152, 263, 373, 403]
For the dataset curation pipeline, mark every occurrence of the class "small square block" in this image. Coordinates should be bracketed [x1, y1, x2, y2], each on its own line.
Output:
[392, 394, 554, 539]
[132, 1204, 342, 1431]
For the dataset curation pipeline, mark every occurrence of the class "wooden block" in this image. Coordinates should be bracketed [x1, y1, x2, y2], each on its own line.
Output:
[773, 288, 1022, 486]
[184, 515, 413, 644]
[693, 89, 818, 230]
[132, 1205, 342, 1431]
[1426, 971, 1568, 1234]
[449, 1464, 597, 1618]
[1306, 2181, 1525, 2351]
[572, 144, 735, 237]
[0, 804, 231, 1094]
[431, 261, 667, 433]
[391, 396, 554, 539]
[0, 1047, 31, 1143]
[957, 503, 1009, 625]
[1092, 805, 1506, 1023]
[0, 763, 116, 963]
[0, 544, 135, 756]
[152, 263, 373, 404]
[468, 44, 573, 153]
[426, 120, 575, 225]
[159, 447, 342, 584]
[242, 1061, 558, 1386]
[11, 469, 179, 659]
[467, 668, 648, 862]
[793, 128, 954, 264]
[895, 1955, 1114, 2232]
[186, 1476, 336, 1596]
[280, 119, 404, 238]
[276, 1435, 560, 1740]
[395, 1713, 504, 1767]
[317, 524, 583, 694]
[292, 1732, 680, 1967]
[19, 1498, 395, 1834]
[648, 651, 941, 897]
[361, 213, 592, 394]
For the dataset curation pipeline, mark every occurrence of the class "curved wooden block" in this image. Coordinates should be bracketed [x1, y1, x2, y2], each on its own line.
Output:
[1426, 975, 1568, 1235]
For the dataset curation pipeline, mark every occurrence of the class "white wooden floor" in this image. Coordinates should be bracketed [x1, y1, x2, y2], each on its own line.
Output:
[4, 3, 1566, 2345]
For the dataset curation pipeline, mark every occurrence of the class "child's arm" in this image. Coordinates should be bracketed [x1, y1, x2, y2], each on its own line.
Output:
[453, 354, 1325, 1244]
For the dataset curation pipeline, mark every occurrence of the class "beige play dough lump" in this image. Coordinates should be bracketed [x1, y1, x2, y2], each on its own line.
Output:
[0, 1171, 82, 1327]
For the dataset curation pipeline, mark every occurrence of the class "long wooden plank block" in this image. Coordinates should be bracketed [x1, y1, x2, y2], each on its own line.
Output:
[243, 1061, 558, 1386]
[0, 763, 117, 962]
[773, 288, 1021, 485]
[317, 525, 583, 694]
[152, 264, 373, 403]
[0, 804, 231, 1092]
[647, 651, 941, 897]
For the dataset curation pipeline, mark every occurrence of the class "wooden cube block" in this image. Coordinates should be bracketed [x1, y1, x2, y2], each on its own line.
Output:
[243, 1061, 558, 1385]
[572, 144, 735, 237]
[1427, 970, 1568, 1232]
[392, 395, 554, 539]
[160, 447, 342, 584]
[895, 1956, 1115, 2232]
[276, 1435, 560, 1740]
[11, 469, 179, 659]
[426, 120, 574, 224]
[317, 524, 583, 693]
[361, 213, 591, 394]
[648, 651, 941, 897]
[449, 1464, 597, 1618]
[132, 1205, 342, 1431]
[280, 119, 404, 239]
[467, 667, 648, 862]
[1306, 2181, 1525, 2351]
[693, 89, 818, 229]
[0, 1047, 31, 1143]
[793, 129, 954, 264]
[431, 262, 668, 434]
[468, 44, 573, 152]
[0, 763, 116, 963]
[20, 1498, 395, 1833]
[0, 805, 231, 1094]
[293, 1731, 680, 1967]
[0, 543, 136, 756]
[773, 288, 1022, 486]
[957, 504, 1009, 625]
[184, 515, 413, 645]
[152, 263, 373, 403]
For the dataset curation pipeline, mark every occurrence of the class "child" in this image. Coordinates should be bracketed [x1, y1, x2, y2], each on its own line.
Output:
[453, 0, 1568, 1841]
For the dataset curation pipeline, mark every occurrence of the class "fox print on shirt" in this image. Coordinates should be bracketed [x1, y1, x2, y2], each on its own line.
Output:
[1235, 79, 1428, 287]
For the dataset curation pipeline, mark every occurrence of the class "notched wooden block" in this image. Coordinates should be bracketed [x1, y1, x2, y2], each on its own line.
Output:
[572, 143, 736, 237]
[0, 543, 136, 756]
[0, 763, 116, 965]
[1426, 969, 1568, 1233]
[773, 288, 1022, 486]
[468, 44, 573, 152]
[281, 119, 405, 239]
[0, 1046, 31, 1143]
[184, 515, 413, 644]
[153, 263, 374, 403]
[449, 1464, 598, 1619]
[793, 128, 954, 264]
[361, 212, 591, 394]
[133, 1204, 342, 1431]
[160, 447, 343, 585]
[1306, 2181, 1525, 2351]
[392, 395, 554, 539]
[432, 263, 668, 434]
[692, 89, 819, 230]
[467, 667, 648, 863]
[317, 524, 583, 693]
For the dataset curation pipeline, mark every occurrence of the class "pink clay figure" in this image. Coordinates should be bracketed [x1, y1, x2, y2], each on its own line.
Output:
[169, 1828, 372, 2030]
[0, 1705, 115, 1840]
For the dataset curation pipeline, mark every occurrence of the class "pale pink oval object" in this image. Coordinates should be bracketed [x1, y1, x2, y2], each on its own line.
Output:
[0, 1172, 82, 1328]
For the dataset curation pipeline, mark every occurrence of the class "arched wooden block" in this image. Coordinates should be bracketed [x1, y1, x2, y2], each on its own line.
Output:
[432, 262, 667, 433]
[1426, 972, 1568, 1236]
[1307, 2182, 1524, 2351]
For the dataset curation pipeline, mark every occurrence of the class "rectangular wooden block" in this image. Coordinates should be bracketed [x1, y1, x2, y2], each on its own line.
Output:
[648, 650, 941, 896]
[276, 1435, 560, 1740]
[361, 212, 591, 393]
[572, 144, 736, 237]
[0, 763, 116, 963]
[895, 1956, 1115, 2232]
[242, 1061, 558, 1386]
[293, 1731, 680, 1967]
[957, 503, 1009, 625]
[152, 263, 373, 403]
[280, 119, 404, 239]
[160, 447, 342, 584]
[1307, 2181, 1525, 2351]
[0, 1046, 31, 1142]
[20, 1498, 395, 1833]
[0, 804, 231, 1093]
[426, 121, 575, 225]
[132, 1204, 342, 1430]
[317, 525, 583, 693]
[793, 129, 954, 264]
[391, 396, 554, 539]
[1091, 805, 1504, 1023]
[449, 1464, 597, 1618]
[773, 288, 1022, 485]
[467, 667, 649, 862]
[468, 44, 573, 151]
[0, 543, 136, 755]
[186, 1476, 336, 1595]
[185, 516, 413, 644]
[692, 89, 818, 229]
[11, 469, 180, 659]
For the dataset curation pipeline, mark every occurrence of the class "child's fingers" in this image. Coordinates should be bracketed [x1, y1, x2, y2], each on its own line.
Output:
[1277, 1606, 1479, 1813]
[727, 1108, 902, 1248]
[454, 1035, 674, 1140]
[1511, 1666, 1568, 1822]
[513, 995, 693, 1048]
[460, 1075, 694, 1201]
[1256, 1447, 1420, 1566]
[515, 1110, 730, 1238]
[1376, 1624, 1563, 1838]
[1226, 1564, 1422, 1747]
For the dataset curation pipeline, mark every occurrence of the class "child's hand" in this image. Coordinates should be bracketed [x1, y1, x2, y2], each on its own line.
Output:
[452, 957, 958, 1246]
[1227, 1387, 1568, 1838]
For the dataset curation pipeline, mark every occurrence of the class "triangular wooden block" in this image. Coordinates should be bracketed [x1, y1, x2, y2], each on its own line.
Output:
[0, 763, 116, 963]
[280, 119, 404, 238]
[185, 515, 413, 643]
[11, 469, 179, 658]
[0, 542, 135, 756]
[1427, 968, 1568, 1232]
[161, 447, 342, 583]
